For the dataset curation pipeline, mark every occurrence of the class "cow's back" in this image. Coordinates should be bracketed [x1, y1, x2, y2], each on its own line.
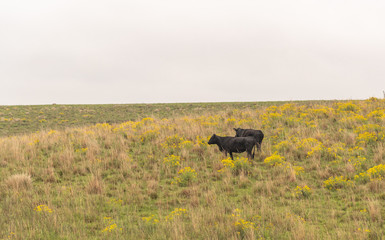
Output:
[239, 129, 264, 142]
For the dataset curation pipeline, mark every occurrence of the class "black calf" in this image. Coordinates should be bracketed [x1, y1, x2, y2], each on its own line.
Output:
[208, 134, 256, 160]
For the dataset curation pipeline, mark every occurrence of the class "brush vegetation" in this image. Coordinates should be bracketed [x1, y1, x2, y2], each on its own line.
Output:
[1, 98, 385, 239]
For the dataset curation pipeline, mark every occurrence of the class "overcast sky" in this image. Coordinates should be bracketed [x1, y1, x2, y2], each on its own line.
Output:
[1, 0, 385, 105]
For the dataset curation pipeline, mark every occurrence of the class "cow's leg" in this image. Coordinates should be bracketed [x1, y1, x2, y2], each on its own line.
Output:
[257, 142, 261, 151]
[223, 150, 228, 158]
[229, 152, 234, 160]
[247, 149, 253, 160]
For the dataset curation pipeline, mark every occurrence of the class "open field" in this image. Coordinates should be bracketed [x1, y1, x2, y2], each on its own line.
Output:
[0, 102, 284, 137]
[0, 101, 332, 137]
[1, 99, 385, 239]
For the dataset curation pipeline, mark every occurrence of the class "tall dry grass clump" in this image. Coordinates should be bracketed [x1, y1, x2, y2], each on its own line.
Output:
[368, 199, 381, 222]
[4, 173, 32, 191]
[86, 174, 104, 194]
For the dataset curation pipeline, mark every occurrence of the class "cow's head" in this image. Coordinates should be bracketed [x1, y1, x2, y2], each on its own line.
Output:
[234, 128, 241, 137]
[208, 134, 218, 145]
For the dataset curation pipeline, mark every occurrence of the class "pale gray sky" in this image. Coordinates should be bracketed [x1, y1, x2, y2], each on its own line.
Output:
[1, 0, 385, 105]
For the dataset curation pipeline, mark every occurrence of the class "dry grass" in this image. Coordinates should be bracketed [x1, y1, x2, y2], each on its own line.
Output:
[5, 173, 32, 191]
[86, 174, 104, 194]
[368, 199, 381, 222]
[1, 99, 385, 239]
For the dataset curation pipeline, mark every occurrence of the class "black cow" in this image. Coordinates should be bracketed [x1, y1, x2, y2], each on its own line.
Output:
[234, 128, 264, 151]
[208, 134, 256, 160]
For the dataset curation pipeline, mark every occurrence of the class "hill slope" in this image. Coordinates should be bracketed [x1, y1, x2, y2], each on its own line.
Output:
[1, 99, 385, 239]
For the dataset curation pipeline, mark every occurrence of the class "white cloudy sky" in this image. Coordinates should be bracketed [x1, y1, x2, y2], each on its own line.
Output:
[1, 0, 385, 105]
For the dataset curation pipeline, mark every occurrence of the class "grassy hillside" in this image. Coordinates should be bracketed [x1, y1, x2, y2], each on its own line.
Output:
[1, 98, 385, 239]
[0, 102, 283, 137]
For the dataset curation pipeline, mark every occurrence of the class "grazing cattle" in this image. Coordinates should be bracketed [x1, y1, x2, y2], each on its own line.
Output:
[208, 134, 256, 160]
[234, 128, 264, 151]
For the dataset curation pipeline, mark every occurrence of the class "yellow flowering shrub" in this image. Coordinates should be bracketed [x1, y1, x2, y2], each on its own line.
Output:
[179, 140, 194, 149]
[197, 115, 220, 126]
[233, 157, 251, 174]
[305, 120, 317, 128]
[173, 167, 197, 186]
[336, 102, 361, 113]
[355, 124, 383, 134]
[29, 138, 40, 146]
[324, 176, 353, 190]
[261, 112, 283, 127]
[140, 129, 160, 142]
[264, 152, 285, 167]
[75, 147, 88, 153]
[354, 124, 385, 145]
[108, 198, 123, 207]
[142, 215, 159, 224]
[293, 185, 312, 198]
[367, 109, 385, 119]
[232, 209, 259, 231]
[265, 105, 278, 113]
[218, 158, 234, 172]
[195, 135, 209, 147]
[348, 146, 365, 157]
[163, 155, 181, 166]
[161, 134, 186, 149]
[321, 143, 345, 161]
[234, 218, 258, 231]
[48, 130, 57, 135]
[34, 204, 53, 213]
[274, 140, 291, 154]
[230, 208, 269, 238]
[226, 117, 237, 124]
[237, 118, 254, 126]
[165, 208, 188, 221]
[94, 123, 113, 131]
[280, 103, 297, 113]
[308, 106, 333, 118]
[141, 117, 155, 124]
[101, 217, 122, 233]
[101, 223, 117, 233]
[356, 132, 378, 146]
[339, 114, 367, 124]
[295, 138, 323, 158]
[348, 156, 366, 170]
[306, 143, 323, 158]
[285, 212, 306, 223]
[357, 228, 371, 234]
[293, 166, 305, 176]
[354, 164, 385, 183]
[218, 157, 251, 175]
[142, 208, 188, 224]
